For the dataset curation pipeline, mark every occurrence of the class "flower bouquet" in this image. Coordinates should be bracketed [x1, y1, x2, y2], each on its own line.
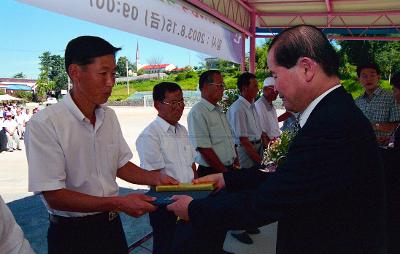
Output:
[261, 131, 294, 172]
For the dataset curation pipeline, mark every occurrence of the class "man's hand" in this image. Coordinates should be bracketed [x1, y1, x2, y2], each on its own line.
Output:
[118, 193, 157, 217]
[193, 173, 225, 192]
[154, 172, 179, 185]
[166, 195, 193, 221]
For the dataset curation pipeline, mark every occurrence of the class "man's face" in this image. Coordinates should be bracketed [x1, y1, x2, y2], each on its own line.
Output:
[72, 54, 116, 105]
[203, 73, 225, 104]
[358, 68, 380, 94]
[267, 48, 303, 112]
[244, 78, 259, 101]
[263, 86, 278, 102]
[156, 89, 184, 125]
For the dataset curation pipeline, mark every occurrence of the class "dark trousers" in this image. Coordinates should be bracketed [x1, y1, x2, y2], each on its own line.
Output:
[149, 206, 178, 254]
[170, 190, 229, 254]
[48, 214, 128, 254]
[197, 164, 235, 177]
[380, 148, 400, 254]
[171, 219, 227, 254]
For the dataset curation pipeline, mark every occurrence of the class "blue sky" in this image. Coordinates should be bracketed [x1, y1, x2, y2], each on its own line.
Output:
[2, 0, 252, 79]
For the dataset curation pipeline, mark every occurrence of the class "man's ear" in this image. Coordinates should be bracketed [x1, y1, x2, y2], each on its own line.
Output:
[154, 100, 161, 111]
[68, 64, 80, 82]
[298, 57, 316, 83]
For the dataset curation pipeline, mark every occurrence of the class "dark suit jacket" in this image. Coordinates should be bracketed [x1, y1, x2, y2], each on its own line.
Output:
[189, 86, 385, 254]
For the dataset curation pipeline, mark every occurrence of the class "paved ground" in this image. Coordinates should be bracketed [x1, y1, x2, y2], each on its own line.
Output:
[1, 106, 277, 254]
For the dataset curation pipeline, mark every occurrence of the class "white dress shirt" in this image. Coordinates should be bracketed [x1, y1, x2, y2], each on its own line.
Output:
[136, 116, 195, 183]
[255, 96, 281, 139]
[0, 195, 35, 254]
[227, 96, 263, 144]
[25, 94, 133, 217]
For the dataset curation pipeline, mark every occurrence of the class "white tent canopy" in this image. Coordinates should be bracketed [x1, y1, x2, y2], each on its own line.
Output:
[0, 94, 23, 102]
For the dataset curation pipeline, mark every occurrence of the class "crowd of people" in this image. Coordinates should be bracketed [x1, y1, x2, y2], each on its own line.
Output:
[1, 25, 399, 254]
[0, 104, 36, 152]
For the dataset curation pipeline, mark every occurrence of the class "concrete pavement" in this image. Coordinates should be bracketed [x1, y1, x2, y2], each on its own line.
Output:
[1, 106, 277, 254]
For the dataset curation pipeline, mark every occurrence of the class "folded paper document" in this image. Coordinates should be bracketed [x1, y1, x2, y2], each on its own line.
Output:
[147, 183, 215, 206]
[155, 183, 215, 192]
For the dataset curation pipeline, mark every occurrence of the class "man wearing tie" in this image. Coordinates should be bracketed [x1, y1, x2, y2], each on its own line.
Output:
[168, 25, 385, 254]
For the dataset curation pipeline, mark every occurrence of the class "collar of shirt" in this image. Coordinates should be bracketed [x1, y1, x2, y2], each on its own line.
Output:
[200, 98, 216, 111]
[361, 86, 383, 99]
[260, 96, 273, 108]
[238, 95, 254, 108]
[63, 93, 105, 129]
[155, 115, 180, 133]
[299, 85, 341, 127]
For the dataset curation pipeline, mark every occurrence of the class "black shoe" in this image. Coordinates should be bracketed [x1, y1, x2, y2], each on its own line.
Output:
[246, 228, 260, 234]
[231, 232, 253, 244]
[223, 251, 234, 254]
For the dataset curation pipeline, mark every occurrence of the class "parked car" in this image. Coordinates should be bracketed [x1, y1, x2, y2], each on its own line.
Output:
[45, 97, 58, 106]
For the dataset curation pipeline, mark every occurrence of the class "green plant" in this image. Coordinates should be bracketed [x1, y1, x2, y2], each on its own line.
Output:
[218, 89, 239, 113]
[262, 131, 295, 167]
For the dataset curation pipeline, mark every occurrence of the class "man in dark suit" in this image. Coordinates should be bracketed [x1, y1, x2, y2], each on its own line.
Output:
[167, 25, 385, 254]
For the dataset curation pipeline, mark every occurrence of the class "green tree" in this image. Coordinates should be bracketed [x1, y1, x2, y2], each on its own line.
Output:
[37, 51, 67, 100]
[12, 72, 26, 78]
[338, 40, 400, 79]
[116, 56, 135, 77]
[374, 43, 400, 81]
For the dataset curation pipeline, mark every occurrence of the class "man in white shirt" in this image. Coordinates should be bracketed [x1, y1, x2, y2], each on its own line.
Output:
[136, 82, 196, 254]
[25, 36, 178, 254]
[255, 77, 281, 144]
[3, 112, 20, 151]
[0, 195, 35, 254]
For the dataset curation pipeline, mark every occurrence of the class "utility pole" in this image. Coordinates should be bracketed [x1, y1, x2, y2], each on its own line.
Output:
[126, 59, 129, 95]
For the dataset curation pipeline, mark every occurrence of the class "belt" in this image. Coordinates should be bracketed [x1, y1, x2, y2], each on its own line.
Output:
[235, 139, 261, 147]
[49, 211, 119, 224]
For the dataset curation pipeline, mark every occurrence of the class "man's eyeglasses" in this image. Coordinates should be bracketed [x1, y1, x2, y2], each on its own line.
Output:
[161, 100, 185, 108]
[208, 82, 225, 89]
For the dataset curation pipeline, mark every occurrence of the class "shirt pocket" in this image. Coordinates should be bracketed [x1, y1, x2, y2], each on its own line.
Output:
[106, 144, 119, 177]
[183, 144, 195, 167]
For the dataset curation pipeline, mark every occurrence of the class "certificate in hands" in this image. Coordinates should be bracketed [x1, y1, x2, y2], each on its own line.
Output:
[147, 183, 215, 206]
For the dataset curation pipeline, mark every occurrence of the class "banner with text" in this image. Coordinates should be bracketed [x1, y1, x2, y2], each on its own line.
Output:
[18, 0, 243, 63]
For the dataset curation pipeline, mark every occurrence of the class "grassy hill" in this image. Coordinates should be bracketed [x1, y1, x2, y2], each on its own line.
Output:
[110, 71, 394, 102]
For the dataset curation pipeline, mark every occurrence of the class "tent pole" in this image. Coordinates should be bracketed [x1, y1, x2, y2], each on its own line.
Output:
[249, 11, 256, 74]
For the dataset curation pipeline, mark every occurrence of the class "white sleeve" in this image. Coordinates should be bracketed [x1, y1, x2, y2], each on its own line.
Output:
[0, 196, 35, 254]
[135, 131, 165, 170]
[25, 117, 66, 193]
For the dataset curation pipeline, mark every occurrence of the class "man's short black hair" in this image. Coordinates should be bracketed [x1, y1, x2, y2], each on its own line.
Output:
[199, 70, 221, 91]
[356, 63, 381, 77]
[153, 82, 182, 102]
[391, 72, 400, 89]
[237, 72, 256, 92]
[64, 36, 121, 75]
[269, 25, 339, 77]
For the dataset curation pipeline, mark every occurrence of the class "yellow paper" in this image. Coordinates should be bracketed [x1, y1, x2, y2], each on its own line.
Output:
[156, 183, 215, 192]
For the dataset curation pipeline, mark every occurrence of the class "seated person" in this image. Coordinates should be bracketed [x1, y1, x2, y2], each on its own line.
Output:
[136, 82, 196, 254]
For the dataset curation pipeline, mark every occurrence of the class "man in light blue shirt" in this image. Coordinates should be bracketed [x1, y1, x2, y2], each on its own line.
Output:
[227, 72, 263, 170]
[188, 70, 237, 177]
[226, 72, 263, 244]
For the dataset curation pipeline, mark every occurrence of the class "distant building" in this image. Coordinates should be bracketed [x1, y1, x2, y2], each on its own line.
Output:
[0, 78, 36, 94]
[140, 64, 176, 74]
[205, 57, 219, 69]
[169, 67, 192, 73]
[135, 41, 145, 71]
